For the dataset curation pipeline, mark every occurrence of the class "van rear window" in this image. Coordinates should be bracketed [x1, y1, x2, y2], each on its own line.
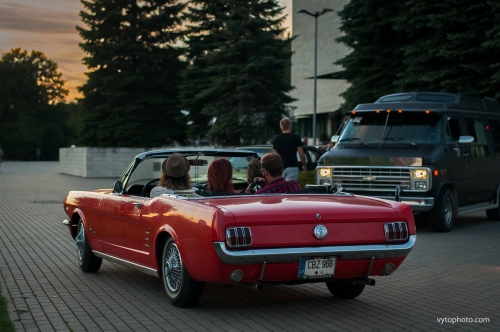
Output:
[416, 94, 455, 102]
[380, 94, 413, 102]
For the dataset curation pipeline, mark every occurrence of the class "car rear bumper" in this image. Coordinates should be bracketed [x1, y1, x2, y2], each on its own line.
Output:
[214, 235, 416, 265]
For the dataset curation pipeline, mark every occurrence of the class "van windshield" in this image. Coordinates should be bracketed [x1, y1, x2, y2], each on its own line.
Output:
[339, 112, 442, 146]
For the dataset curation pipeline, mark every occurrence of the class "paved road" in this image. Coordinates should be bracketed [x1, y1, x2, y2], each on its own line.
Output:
[0, 161, 499, 332]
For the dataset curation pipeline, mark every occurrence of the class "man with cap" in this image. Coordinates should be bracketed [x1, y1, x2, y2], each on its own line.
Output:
[150, 153, 192, 198]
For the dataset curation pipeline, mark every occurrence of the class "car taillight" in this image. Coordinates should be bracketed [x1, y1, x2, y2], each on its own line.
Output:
[226, 227, 252, 247]
[384, 222, 408, 241]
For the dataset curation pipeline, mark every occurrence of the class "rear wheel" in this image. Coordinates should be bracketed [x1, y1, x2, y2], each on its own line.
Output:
[486, 205, 500, 221]
[429, 188, 457, 232]
[162, 238, 205, 307]
[75, 219, 102, 272]
[326, 280, 365, 299]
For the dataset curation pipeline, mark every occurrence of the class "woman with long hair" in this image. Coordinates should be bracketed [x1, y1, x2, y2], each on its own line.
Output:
[150, 153, 191, 198]
[206, 159, 237, 193]
[242, 158, 265, 194]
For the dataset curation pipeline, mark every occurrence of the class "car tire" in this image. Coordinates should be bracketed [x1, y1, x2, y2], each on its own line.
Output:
[75, 219, 102, 273]
[429, 188, 457, 232]
[486, 205, 500, 221]
[161, 238, 205, 308]
[326, 280, 365, 299]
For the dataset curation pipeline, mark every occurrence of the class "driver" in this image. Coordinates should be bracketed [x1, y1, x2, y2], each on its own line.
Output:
[150, 153, 192, 198]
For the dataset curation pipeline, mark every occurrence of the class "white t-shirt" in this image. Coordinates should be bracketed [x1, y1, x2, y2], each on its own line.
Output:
[150, 186, 175, 198]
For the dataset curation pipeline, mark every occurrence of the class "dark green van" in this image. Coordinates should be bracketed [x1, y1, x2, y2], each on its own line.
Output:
[316, 92, 500, 232]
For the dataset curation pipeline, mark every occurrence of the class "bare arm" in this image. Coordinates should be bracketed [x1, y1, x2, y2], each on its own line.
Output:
[297, 146, 307, 173]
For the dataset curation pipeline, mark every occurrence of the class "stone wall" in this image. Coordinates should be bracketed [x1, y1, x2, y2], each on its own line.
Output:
[59, 147, 157, 178]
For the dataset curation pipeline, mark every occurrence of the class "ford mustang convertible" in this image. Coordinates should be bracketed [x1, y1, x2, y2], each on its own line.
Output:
[62, 149, 416, 307]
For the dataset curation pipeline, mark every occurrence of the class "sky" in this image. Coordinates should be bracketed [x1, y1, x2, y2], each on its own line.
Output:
[0, 0, 292, 102]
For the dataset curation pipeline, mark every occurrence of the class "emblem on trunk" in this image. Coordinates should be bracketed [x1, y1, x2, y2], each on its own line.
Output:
[313, 225, 327, 240]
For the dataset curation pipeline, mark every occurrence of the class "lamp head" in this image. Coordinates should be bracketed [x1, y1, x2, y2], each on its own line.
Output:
[297, 9, 314, 16]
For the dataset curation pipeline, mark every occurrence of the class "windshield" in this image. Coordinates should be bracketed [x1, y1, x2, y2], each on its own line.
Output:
[127, 156, 250, 190]
[339, 112, 442, 146]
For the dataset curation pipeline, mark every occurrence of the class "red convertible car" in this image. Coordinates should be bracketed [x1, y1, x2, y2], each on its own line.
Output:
[63, 149, 416, 307]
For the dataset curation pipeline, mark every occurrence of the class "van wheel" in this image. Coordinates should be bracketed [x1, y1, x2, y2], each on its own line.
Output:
[486, 205, 500, 221]
[429, 189, 456, 232]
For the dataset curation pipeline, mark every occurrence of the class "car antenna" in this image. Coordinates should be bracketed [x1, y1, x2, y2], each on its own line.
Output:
[379, 112, 390, 148]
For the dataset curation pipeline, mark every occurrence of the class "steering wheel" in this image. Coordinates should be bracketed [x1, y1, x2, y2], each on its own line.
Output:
[141, 178, 160, 197]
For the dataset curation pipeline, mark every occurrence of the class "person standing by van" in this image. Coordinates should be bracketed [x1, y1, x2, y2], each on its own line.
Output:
[273, 118, 307, 181]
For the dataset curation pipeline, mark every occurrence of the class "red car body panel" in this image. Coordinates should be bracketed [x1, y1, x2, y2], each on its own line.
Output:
[64, 189, 416, 284]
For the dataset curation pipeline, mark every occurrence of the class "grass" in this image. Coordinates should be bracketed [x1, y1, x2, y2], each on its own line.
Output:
[0, 287, 15, 332]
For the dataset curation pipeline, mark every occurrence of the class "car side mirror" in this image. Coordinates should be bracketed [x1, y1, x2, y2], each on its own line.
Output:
[331, 135, 339, 143]
[113, 181, 123, 195]
[458, 135, 474, 146]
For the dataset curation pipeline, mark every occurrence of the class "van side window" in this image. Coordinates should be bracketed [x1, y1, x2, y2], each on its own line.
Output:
[487, 118, 500, 158]
[446, 116, 461, 144]
[464, 117, 489, 158]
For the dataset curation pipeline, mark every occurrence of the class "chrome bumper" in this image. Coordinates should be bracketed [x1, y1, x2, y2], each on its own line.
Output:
[214, 235, 416, 265]
[373, 196, 434, 212]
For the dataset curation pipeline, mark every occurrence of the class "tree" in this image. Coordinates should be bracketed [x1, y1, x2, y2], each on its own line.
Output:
[181, 0, 294, 145]
[77, 0, 187, 147]
[335, 0, 406, 113]
[336, 0, 500, 111]
[394, 0, 499, 97]
[0, 48, 70, 160]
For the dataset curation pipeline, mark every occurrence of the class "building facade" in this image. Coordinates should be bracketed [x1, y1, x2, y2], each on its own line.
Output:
[290, 0, 350, 144]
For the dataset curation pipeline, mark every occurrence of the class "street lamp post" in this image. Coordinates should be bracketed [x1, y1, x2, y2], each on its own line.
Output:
[298, 8, 333, 146]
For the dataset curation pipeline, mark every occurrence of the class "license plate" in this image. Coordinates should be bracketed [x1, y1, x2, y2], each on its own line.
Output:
[298, 257, 336, 279]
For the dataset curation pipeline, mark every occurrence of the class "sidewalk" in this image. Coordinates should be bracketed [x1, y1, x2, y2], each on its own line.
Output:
[0, 161, 499, 331]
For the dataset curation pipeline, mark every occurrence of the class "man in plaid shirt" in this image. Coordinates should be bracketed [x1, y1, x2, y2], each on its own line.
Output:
[256, 152, 302, 194]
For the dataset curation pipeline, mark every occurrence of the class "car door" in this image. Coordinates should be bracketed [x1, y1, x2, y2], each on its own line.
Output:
[463, 115, 494, 204]
[444, 115, 469, 205]
[100, 192, 147, 263]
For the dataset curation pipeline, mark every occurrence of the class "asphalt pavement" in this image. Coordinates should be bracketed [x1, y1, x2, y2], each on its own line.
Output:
[0, 161, 499, 331]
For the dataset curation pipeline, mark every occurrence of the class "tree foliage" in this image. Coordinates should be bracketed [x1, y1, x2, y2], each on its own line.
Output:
[0, 48, 71, 160]
[180, 0, 294, 145]
[336, 0, 500, 113]
[77, 0, 187, 147]
[335, 1, 406, 113]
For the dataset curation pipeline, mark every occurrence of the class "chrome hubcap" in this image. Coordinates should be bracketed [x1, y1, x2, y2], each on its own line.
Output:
[444, 197, 453, 226]
[75, 222, 85, 261]
[164, 243, 182, 293]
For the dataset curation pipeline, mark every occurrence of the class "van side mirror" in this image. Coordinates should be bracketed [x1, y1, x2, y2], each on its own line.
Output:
[331, 135, 339, 143]
[458, 136, 474, 146]
[113, 181, 123, 195]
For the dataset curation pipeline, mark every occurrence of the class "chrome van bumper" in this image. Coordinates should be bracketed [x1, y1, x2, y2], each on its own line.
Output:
[214, 235, 416, 265]
[374, 196, 434, 212]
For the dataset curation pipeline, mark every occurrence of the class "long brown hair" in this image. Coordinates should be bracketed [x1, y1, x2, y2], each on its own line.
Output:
[247, 158, 263, 183]
[207, 159, 235, 193]
[158, 172, 191, 191]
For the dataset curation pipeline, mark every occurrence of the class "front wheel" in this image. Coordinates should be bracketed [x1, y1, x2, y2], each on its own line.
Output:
[326, 281, 365, 299]
[162, 238, 205, 307]
[75, 219, 102, 272]
[429, 188, 457, 232]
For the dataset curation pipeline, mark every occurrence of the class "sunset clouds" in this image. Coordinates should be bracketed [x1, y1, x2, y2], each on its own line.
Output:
[0, 0, 291, 101]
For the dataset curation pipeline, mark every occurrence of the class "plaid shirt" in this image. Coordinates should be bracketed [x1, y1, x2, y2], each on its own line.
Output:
[256, 178, 302, 194]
